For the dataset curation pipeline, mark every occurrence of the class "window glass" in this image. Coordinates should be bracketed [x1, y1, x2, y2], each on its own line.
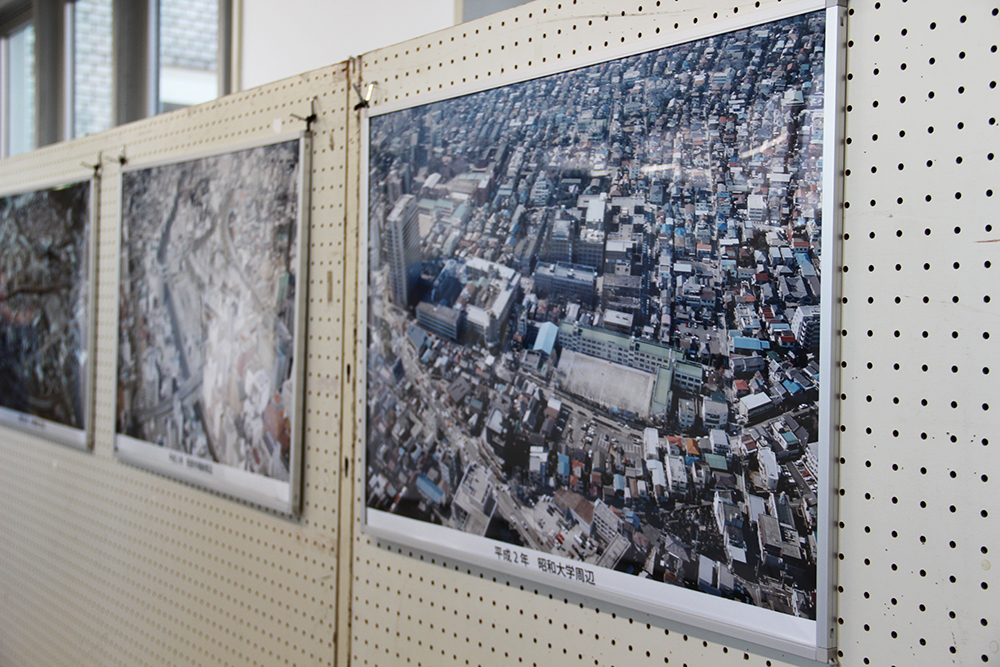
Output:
[159, 0, 218, 112]
[7, 22, 35, 156]
[462, 0, 532, 22]
[73, 0, 113, 137]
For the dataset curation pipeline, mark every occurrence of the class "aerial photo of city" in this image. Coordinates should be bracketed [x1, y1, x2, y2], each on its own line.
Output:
[366, 11, 830, 619]
[0, 182, 91, 430]
[117, 140, 302, 482]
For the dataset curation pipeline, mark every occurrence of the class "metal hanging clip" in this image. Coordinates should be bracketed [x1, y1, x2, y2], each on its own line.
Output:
[101, 146, 127, 167]
[81, 151, 103, 175]
[289, 97, 318, 131]
[353, 82, 375, 110]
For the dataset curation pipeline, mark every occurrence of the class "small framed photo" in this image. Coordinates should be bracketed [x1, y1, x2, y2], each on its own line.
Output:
[0, 176, 98, 450]
[115, 133, 311, 515]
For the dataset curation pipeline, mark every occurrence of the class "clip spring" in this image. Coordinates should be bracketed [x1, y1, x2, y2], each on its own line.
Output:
[354, 82, 375, 110]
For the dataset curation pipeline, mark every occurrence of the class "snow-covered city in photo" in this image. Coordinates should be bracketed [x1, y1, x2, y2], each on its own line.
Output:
[0, 182, 91, 433]
[117, 139, 302, 485]
[366, 11, 828, 619]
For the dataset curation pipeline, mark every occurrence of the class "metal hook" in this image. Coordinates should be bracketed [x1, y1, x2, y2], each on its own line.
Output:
[81, 151, 103, 175]
[101, 146, 126, 167]
[353, 82, 375, 110]
[98, 145, 128, 166]
[289, 97, 318, 130]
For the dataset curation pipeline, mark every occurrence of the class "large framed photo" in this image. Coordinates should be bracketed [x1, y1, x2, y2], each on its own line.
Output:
[362, 0, 844, 659]
[115, 133, 311, 515]
[0, 177, 97, 449]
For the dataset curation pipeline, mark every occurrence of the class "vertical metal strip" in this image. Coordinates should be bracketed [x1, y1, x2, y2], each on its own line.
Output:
[815, 3, 849, 659]
[335, 56, 361, 667]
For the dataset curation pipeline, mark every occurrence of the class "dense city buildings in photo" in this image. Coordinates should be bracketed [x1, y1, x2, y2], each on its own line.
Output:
[0, 182, 91, 430]
[367, 11, 827, 619]
[116, 140, 302, 482]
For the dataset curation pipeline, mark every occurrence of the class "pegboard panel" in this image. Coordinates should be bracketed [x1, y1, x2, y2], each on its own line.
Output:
[0, 63, 352, 666]
[362, 0, 787, 109]
[836, 2, 999, 667]
[1, 1, 996, 666]
[347, 1, 836, 666]
[346, 1, 1000, 667]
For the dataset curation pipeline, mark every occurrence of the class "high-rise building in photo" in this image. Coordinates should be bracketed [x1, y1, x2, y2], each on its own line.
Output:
[385, 194, 422, 307]
[790, 304, 821, 350]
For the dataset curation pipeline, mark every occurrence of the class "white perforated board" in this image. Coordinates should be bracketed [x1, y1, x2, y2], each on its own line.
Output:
[346, 1, 998, 667]
[0, 65, 351, 666]
[0, 1, 997, 667]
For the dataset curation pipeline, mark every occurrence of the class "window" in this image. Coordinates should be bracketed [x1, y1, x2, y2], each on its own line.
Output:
[461, 0, 532, 22]
[158, 0, 219, 113]
[3, 18, 35, 156]
[71, 0, 112, 137]
[0, 0, 229, 150]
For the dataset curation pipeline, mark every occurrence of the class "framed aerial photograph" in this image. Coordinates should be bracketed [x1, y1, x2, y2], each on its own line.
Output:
[0, 177, 97, 450]
[362, 0, 844, 659]
[115, 133, 311, 515]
